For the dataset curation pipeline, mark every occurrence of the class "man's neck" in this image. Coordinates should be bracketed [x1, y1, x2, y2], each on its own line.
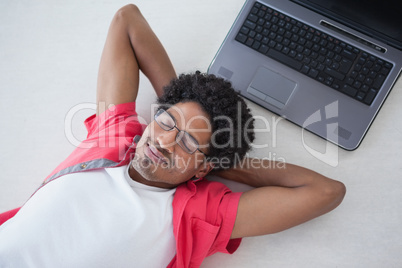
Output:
[127, 165, 179, 189]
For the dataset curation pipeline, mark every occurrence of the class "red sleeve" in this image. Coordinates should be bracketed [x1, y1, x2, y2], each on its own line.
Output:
[170, 179, 245, 267]
[84, 102, 139, 137]
[0, 208, 20, 226]
[208, 191, 243, 255]
[43, 102, 145, 182]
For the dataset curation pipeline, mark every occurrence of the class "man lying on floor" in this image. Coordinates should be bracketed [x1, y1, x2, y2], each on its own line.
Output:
[0, 4, 346, 267]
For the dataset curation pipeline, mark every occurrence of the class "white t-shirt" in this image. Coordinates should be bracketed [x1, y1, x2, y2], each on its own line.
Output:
[0, 165, 176, 267]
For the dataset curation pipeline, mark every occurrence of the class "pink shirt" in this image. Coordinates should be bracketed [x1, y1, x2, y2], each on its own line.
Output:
[0, 102, 242, 267]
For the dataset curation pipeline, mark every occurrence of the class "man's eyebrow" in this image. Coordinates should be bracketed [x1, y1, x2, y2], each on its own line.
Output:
[167, 110, 177, 123]
[167, 111, 186, 131]
[169, 110, 204, 143]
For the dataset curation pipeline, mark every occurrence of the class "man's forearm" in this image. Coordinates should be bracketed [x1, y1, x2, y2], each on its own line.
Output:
[123, 4, 176, 97]
[213, 157, 338, 189]
[221, 158, 346, 238]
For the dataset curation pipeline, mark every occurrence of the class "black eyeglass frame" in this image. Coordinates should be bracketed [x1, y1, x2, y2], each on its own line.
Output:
[154, 109, 209, 157]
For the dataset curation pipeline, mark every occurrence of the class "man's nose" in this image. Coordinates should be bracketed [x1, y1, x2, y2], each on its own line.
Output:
[156, 130, 177, 154]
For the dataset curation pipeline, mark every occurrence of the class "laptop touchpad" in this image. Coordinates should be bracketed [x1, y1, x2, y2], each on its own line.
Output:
[247, 67, 296, 109]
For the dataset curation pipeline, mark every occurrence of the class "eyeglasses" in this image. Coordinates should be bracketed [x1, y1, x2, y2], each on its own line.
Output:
[154, 109, 208, 157]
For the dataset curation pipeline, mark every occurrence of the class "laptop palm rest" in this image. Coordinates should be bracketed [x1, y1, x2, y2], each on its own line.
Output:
[247, 67, 297, 109]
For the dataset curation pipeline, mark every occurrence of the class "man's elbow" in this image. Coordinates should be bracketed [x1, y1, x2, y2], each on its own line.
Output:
[114, 4, 141, 23]
[323, 180, 346, 210]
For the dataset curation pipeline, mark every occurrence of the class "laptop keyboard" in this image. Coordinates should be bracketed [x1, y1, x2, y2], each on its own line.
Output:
[235, 2, 393, 106]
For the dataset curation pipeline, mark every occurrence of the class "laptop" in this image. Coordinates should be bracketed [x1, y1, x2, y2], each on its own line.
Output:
[208, 0, 402, 150]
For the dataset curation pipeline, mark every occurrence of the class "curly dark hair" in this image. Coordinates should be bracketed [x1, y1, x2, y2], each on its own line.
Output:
[157, 71, 255, 170]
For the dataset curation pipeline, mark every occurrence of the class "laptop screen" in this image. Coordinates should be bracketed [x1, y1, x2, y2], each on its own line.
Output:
[291, 0, 402, 50]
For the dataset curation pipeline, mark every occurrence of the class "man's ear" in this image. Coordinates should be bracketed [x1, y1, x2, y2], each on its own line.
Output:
[194, 161, 215, 178]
